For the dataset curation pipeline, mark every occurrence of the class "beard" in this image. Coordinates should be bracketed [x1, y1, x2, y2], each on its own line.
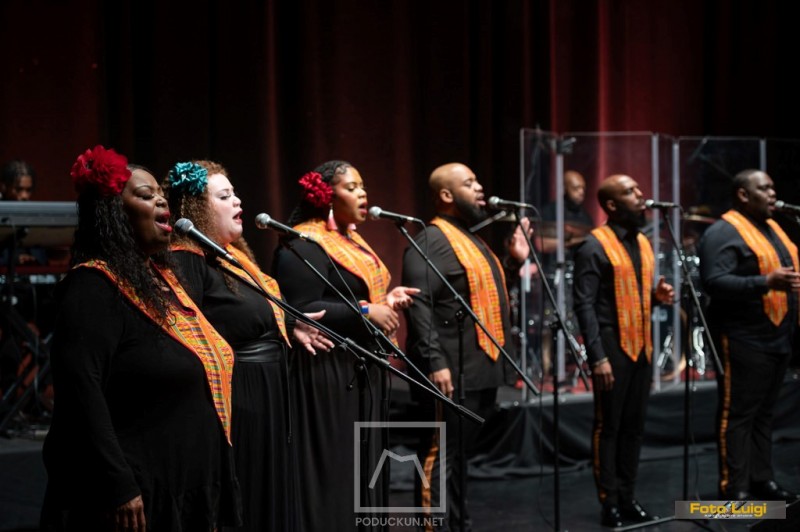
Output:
[453, 195, 488, 227]
[617, 206, 647, 228]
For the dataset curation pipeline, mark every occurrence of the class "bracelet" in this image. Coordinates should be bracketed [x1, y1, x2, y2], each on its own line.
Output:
[592, 357, 608, 368]
[359, 300, 370, 317]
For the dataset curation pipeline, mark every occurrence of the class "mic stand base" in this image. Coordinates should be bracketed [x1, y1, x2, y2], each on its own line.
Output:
[610, 515, 675, 531]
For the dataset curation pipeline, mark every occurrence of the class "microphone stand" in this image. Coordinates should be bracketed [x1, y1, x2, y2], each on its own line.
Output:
[220, 248, 482, 532]
[469, 209, 509, 233]
[392, 219, 541, 532]
[272, 237, 485, 532]
[659, 210, 723, 504]
[0, 226, 51, 435]
[277, 239, 483, 424]
[506, 210, 590, 532]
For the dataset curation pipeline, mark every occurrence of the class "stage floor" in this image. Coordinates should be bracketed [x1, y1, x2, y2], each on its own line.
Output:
[2, 372, 799, 531]
[385, 370, 800, 531]
[388, 438, 800, 531]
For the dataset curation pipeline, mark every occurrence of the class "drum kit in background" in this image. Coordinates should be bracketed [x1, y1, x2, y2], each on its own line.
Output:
[516, 211, 718, 390]
[656, 212, 717, 381]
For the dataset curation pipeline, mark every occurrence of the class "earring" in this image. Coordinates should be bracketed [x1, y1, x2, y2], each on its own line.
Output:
[327, 203, 338, 231]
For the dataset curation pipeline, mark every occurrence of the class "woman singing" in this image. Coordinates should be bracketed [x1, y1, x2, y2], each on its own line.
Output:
[272, 160, 417, 531]
[164, 160, 331, 532]
[40, 146, 240, 531]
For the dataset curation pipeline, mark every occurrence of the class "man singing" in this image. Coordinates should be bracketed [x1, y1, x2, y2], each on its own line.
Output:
[698, 169, 800, 502]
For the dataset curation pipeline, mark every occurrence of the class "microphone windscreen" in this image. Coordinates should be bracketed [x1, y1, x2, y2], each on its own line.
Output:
[367, 206, 382, 220]
[254, 213, 271, 229]
[174, 218, 193, 234]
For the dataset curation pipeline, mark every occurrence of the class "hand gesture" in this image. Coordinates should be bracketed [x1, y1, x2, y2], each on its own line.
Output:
[592, 360, 614, 392]
[109, 495, 146, 532]
[387, 286, 421, 310]
[429, 368, 454, 398]
[293, 310, 335, 355]
[654, 275, 674, 304]
[766, 266, 800, 292]
[508, 217, 533, 262]
[368, 303, 400, 336]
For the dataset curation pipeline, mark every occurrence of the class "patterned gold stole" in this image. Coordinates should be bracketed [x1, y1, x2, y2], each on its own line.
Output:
[78, 260, 235, 443]
[431, 216, 508, 361]
[591, 225, 654, 362]
[721, 209, 800, 326]
[170, 244, 290, 345]
[293, 219, 391, 306]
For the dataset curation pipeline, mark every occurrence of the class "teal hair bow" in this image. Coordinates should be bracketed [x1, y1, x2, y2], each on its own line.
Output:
[168, 162, 208, 196]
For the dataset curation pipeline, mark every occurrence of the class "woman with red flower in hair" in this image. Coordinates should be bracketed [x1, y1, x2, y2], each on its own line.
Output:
[272, 160, 418, 531]
[40, 146, 240, 532]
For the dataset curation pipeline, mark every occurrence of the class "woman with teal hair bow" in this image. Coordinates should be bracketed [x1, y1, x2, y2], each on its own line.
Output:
[164, 160, 332, 532]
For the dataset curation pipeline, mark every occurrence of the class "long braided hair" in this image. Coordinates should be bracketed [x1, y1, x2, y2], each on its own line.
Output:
[71, 162, 173, 321]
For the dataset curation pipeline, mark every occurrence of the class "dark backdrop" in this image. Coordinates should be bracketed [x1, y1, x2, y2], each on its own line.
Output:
[2, 0, 798, 275]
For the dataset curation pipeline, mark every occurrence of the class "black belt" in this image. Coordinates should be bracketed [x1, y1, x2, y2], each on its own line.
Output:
[234, 339, 285, 363]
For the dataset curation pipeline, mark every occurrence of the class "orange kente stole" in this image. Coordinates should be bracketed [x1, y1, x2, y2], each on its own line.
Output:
[173, 245, 291, 345]
[721, 209, 800, 326]
[293, 219, 391, 306]
[430, 216, 507, 361]
[78, 260, 235, 443]
[591, 225, 655, 362]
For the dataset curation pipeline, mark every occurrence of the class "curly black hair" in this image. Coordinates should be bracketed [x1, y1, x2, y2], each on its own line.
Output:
[71, 165, 173, 321]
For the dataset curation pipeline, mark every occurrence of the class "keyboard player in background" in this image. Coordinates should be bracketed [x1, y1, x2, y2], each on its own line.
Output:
[0, 159, 59, 414]
[1, 160, 47, 266]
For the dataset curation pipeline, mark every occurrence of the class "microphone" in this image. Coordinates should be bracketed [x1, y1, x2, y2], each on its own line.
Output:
[774, 200, 800, 215]
[367, 206, 422, 224]
[644, 199, 681, 210]
[174, 218, 244, 269]
[487, 196, 535, 210]
[254, 213, 315, 241]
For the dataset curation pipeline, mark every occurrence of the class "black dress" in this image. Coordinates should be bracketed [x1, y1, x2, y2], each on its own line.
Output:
[40, 268, 239, 531]
[173, 250, 297, 532]
[273, 238, 387, 532]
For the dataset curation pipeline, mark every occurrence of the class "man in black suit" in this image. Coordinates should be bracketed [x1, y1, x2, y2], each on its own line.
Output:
[698, 169, 800, 502]
[573, 174, 673, 528]
[403, 162, 529, 531]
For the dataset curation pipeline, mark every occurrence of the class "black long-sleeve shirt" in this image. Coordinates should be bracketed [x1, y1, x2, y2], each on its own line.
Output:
[272, 238, 377, 349]
[572, 221, 645, 365]
[698, 210, 797, 354]
[42, 268, 237, 528]
[401, 215, 511, 391]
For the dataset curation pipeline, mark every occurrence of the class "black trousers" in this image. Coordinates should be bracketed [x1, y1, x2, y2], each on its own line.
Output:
[716, 335, 791, 496]
[414, 387, 497, 532]
[592, 329, 651, 507]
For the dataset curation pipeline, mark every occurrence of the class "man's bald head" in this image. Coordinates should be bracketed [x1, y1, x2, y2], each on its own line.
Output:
[564, 170, 586, 205]
[597, 174, 645, 227]
[428, 162, 486, 223]
[429, 163, 469, 199]
[597, 174, 627, 212]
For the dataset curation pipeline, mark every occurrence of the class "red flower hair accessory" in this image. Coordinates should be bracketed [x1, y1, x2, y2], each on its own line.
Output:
[298, 171, 333, 208]
[70, 145, 131, 196]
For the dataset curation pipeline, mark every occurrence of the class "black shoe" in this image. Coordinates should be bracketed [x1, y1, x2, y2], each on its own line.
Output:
[722, 490, 751, 501]
[751, 480, 800, 503]
[601, 505, 623, 528]
[619, 499, 658, 523]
